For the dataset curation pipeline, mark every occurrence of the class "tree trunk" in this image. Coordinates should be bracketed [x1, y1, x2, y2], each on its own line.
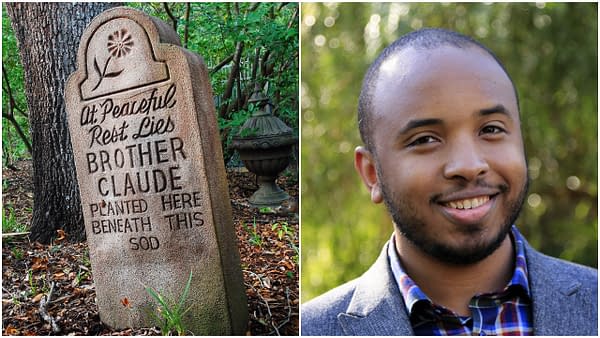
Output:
[6, 3, 120, 244]
[219, 41, 244, 118]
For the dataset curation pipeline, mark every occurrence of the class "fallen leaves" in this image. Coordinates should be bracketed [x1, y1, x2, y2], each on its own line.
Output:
[2, 236, 109, 335]
[31, 293, 44, 303]
[4, 325, 19, 335]
[230, 170, 299, 335]
[120, 297, 131, 308]
[2, 165, 299, 335]
[54, 229, 66, 244]
[30, 256, 47, 271]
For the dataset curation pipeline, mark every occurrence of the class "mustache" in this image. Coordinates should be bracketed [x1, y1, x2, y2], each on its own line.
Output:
[430, 179, 509, 204]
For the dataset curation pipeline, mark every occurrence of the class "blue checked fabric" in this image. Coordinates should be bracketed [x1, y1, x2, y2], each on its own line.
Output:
[388, 226, 533, 335]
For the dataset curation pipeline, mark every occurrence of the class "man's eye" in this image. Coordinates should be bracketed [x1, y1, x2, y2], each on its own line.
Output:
[408, 135, 439, 147]
[480, 125, 505, 135]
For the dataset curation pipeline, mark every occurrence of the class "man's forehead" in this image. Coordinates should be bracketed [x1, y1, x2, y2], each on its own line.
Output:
[372, 45, 518, 116]
[377, 45, 506, 84]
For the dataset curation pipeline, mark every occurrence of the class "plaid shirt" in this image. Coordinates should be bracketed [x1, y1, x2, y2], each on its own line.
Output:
[388, 226, 533, 335]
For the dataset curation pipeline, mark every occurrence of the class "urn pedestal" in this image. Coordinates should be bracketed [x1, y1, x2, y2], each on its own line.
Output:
[231, 88, 296, 207]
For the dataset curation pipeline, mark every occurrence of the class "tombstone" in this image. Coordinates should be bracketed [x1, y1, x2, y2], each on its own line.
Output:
[65, 7, 247, 335]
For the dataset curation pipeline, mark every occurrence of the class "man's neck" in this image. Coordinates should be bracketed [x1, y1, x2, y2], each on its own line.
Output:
[394, 230, 514, 317]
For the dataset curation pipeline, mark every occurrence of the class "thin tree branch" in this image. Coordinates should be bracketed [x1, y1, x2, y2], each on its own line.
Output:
[183, 3, 191, 49]
[287, 5, 298, 30]
[2, 63, 32, 154]
[219, 41, 244, 118]
[247, 2, 260, 14]
[3, 64, 16, 118]
[277, 3, 290, 11]
[39, 282, 60, 333]
[163, 2, 178, 31]
[210, 54, 234, 75]
[278, 50, 299, 74]
[261, 50, 272, 78]
[251, 47, 260, 85]
[2, 66, 27, 116]
[269, 287, 293, 335]
[2, 114, 32, 154]
[235, 67, 243, 111]
[226, 2, 231, 19]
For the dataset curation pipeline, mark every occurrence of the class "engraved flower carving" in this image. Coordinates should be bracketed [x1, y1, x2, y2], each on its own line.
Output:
[92, 28, 133, 91]
[107, 28, 134, 58]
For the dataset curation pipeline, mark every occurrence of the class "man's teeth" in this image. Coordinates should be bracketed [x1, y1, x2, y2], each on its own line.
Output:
[446, 196, 489, 209]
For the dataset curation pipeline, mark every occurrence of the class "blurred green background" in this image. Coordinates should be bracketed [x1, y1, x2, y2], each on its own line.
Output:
[301, 3, 598, 302]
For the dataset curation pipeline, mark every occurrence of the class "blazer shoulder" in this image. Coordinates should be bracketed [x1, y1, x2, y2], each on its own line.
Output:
[301, 279, 359, 336]
[527, 246, 598, 335]
[528, 246, 597, 289]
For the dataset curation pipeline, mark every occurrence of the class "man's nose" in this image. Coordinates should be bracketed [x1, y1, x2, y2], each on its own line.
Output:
[442, 139, 489, 182]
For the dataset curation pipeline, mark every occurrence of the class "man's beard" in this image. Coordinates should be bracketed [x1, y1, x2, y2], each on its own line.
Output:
[379, 169, 528, 266]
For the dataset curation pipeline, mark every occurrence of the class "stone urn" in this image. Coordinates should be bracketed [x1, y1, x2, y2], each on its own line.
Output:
[231, 87, 296, 207]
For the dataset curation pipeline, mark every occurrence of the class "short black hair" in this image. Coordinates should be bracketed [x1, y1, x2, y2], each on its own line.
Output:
[357, 28, 519, 151]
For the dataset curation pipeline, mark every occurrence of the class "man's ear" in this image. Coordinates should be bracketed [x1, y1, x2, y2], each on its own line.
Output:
[354, 146, 383, 204]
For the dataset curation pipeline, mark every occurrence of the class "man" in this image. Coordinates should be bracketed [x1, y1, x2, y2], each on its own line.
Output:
[301, 28, 597, 336]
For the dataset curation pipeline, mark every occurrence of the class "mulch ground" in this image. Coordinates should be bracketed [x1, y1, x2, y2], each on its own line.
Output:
[2, 160, 299, 335]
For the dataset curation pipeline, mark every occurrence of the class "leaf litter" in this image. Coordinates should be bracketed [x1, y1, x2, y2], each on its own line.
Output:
[2, 160, 298, 335]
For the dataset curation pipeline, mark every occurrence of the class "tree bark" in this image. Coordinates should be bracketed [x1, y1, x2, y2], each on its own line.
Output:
[183, 3, 191, 49]
[219, 41, 244, 118]
[6, 2, 120, 244]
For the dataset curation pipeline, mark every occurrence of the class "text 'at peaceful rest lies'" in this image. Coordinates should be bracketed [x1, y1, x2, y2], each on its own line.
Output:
[78, 83, 206, 251]
[80, 83, 177, 148]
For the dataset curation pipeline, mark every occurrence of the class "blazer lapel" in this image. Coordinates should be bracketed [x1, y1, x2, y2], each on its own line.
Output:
[525, 240, 590, 335]
[337, 242, 413, 335]
[334, 236, 595, 336]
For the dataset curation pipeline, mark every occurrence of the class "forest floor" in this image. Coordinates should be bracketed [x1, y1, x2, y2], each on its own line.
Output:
[1, 160, 299, 335]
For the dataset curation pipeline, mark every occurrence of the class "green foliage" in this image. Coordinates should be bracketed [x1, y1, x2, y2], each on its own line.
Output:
[73, 269, 89, 287]
[2, 206, 27, 233]
[27, 269, 36, 295]
[301, 3, 598, 302]
[258, 206, 276, 214]
[272, 221, 299, 264]
[129, 3, 299, 163]
[81, 248, 91, 268]
[2, 4, 31, 166]
[272, 221, 290, 241]
[144, 270, 194, 336]
[245, 217, 262, 247]
[2, 4, 298, 166]
[26, 269, 48, 297]
[217, 106, 253, 160]
[49, 244, 61, 254]
[282, 168, 299, 185]
[2, 118, 30, 165]
[11, 247, 24, 260]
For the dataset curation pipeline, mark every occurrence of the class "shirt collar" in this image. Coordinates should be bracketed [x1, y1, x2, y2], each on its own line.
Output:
[388, 225, 531, 315]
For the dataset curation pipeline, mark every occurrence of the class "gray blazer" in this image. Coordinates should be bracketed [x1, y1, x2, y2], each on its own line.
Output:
[301, 238, 598, 336]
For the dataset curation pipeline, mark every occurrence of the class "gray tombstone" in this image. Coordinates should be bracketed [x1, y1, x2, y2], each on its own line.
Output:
[65, 7, 247, 335]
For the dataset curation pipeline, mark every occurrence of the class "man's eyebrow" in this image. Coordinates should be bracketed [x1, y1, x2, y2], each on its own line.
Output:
[397, 105, 512, 137]
[478, 104, 513, 120]
[399, 118, 443, 135]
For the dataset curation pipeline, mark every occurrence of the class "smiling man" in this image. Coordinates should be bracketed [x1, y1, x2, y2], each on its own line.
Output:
[301, 28, 597, 336]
